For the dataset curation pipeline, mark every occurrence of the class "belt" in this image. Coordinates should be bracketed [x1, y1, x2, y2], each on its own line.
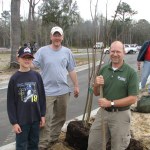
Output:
[104, 107, 129, 112]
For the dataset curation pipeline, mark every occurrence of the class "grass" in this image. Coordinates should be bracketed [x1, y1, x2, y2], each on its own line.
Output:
[75, 57, 99, 66]
[0, 52, 100, 71]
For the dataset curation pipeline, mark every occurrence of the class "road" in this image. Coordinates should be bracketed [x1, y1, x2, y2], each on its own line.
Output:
[0, 52, 138, 147]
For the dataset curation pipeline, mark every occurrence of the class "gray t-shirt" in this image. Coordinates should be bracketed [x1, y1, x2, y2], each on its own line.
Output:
[33, 45, 76, 96]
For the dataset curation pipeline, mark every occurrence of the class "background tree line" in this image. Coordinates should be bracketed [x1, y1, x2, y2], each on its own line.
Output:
[0, 0, 150, 49]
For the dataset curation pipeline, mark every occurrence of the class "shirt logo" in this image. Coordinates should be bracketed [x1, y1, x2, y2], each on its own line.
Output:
[17, 82, 38, 103]
[118, 76, 126, 82]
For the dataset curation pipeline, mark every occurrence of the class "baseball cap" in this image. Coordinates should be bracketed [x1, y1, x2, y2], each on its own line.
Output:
[51, 26, 63, 35]
[17, 47, 34, 58]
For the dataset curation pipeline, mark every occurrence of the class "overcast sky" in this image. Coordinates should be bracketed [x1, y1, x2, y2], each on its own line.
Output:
[0, 0, 149, 22]
[77, 0, 150, 22]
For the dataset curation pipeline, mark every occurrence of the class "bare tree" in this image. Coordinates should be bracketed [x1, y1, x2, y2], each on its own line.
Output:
[82, 0, 99, 125]
[1, 11, 10, 47]
[10, 0, 21, 67]
[27, 0, 41, 43]
[83, 1, 123, 150]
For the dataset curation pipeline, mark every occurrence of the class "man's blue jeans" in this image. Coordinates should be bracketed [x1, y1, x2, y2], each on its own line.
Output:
[141, 61, 150, 92]
[16, 121, 40, 150]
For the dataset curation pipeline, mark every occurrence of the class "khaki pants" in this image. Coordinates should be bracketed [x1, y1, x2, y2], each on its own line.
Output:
[88, 108, 131, 150]
[39, 93, 69, 148]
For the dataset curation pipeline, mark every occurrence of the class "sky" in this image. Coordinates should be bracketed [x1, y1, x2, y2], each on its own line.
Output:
[0, 0, 150, 22]
[77, 0, 150, 22]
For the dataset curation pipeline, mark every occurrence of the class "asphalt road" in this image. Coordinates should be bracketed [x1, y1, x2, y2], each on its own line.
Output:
[0, 52, 139, 147]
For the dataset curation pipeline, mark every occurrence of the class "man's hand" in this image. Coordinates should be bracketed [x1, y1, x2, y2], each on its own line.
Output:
[74, 86, 79, 98]
[13, 124, 22, 134]
[98, 98, 111, 108]
[93, 75, 104, 96]
[95, 75, 104, 87]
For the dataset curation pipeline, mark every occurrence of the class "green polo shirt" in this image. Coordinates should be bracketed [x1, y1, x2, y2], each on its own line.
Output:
[99, 62, 139, 109]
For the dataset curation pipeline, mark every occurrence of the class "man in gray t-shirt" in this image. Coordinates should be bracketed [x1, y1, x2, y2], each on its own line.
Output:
[33, 26, 79, 149]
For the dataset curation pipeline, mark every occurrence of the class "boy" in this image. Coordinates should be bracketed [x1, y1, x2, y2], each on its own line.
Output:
[7, 46, 46, 150]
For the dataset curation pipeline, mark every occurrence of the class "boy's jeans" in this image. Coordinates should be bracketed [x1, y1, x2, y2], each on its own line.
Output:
[16, 121, 40, 150]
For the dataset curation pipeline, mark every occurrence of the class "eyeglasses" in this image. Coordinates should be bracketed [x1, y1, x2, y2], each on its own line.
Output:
[110, 50, 122, 54]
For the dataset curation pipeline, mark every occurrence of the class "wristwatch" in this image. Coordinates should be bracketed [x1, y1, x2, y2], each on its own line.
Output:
[111, 100, 115, 107]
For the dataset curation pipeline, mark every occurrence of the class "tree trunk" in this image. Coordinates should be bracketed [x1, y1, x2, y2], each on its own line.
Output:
[10, 0, 21, 68]
[27, 0, 40, 43]
[27, 0, 32, 42]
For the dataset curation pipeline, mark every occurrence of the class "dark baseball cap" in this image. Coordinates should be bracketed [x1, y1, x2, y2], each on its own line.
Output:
[17, 47, 34, 58]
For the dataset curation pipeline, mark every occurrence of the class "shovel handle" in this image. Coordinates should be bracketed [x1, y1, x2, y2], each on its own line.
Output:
[100, 86, 103, 98]
[100, 85, 106, 150]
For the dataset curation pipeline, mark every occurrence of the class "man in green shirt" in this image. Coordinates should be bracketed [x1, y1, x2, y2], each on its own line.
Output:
[88, 41, 139, 150]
